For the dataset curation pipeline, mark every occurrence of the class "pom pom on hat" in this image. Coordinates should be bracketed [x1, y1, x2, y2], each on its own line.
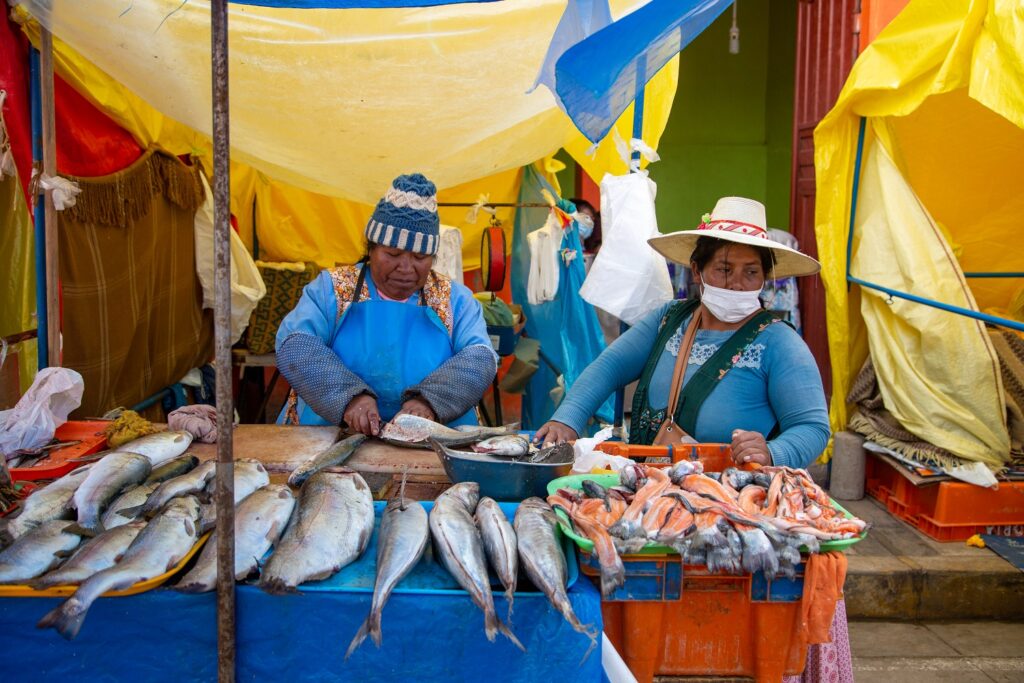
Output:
[365, 173, 440, 255]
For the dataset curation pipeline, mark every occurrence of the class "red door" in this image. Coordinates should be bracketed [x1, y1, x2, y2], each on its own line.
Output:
[791, 0, 861, 397]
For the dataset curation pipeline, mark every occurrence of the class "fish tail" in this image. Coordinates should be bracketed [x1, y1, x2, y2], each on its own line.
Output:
[504, 585, 515, 622]
[286, 470, 306, 488]
[492, 611, 526, 652]
[62, 522, 98, 538]
[0, 519, 16, 546]
[344, 608, 382, 660]
[258, 575, 300, 596]
[37, 597, 88, 640]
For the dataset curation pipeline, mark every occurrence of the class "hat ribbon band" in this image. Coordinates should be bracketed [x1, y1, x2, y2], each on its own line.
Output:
[701, 219, 768, 238]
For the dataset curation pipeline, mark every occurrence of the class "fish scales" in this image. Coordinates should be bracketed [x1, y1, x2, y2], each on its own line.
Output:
[259, 471, 373, 593]
[32, 522, 145, 589]
[475, 497, 518, 619]
[72, 452, 152, 534]
[0, 521, 83, 584]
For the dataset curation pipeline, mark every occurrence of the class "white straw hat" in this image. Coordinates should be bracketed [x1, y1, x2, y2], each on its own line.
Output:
[647, 197, 821, 278]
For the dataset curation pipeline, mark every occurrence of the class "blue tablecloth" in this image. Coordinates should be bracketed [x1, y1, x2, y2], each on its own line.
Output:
[0, 579, 602, 681]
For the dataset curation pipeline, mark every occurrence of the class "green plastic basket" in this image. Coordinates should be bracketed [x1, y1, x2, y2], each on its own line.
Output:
[546, 472, 867, 555]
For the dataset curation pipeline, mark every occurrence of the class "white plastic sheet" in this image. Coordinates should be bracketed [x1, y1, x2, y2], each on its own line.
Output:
[0, 367, 83, 458]
[580, 172, 673, 325]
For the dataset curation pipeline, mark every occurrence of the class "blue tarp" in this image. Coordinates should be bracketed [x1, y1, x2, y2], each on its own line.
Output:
[554, 0, 732, 142]
[511, 166, 612, 431]
[1, 501, 603, 681]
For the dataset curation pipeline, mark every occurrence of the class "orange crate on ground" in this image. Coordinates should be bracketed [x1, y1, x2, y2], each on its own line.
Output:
[596, 442, 734, 472]
[581, 553, 808, 683]
[865, 454, 1024, 541]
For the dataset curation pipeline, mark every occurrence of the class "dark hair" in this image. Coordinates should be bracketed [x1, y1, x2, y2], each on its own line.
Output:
[569, 197, 602, 253]
[690, 236, 774, 276]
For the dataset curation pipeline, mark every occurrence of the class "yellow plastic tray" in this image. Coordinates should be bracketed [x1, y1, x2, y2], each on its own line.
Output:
[0, 532, 211, 598]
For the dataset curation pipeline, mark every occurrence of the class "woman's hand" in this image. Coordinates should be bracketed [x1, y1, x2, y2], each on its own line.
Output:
[344, 394, 381, 436]
[534, 421, 579, 446]
[731, 429, 771, 466]
[396, 397, 437, 422]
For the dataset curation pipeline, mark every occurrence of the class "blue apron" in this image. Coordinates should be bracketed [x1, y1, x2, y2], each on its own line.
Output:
[283, 266, 477, 428]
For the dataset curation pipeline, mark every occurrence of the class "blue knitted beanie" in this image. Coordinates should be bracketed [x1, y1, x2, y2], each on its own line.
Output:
[365, 173, 440, 256]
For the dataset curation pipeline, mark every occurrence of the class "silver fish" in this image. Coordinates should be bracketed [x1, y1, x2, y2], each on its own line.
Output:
[429, 483, 524, 651]
[72, 452, 152, 535]
[196, 460, 272, 533]
[260, 471, 373, 594]
[472, 435, 531, 457]
[144, 455, 199, 485]
[136, 460, 216, 517]
[101, 483, 158, 529]
[176, 484, 295, 593]
[37, 496, 202, 640]
[380, 415, 515, 449]
[514, 497, 596, 657]
[475, 497, 518, 619]
[456, 423, 521, 435]
[0, 520, 83, 584]
[288, 434, 367, 487]
[32, 522, 146, 589]
[112, 430, 194, 466]
[345, 497, 429, 658]
[0, 467, 90, 544]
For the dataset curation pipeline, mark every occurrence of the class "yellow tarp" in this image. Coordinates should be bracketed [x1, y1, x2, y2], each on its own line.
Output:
[814, 0, 1022, 465]
[12, 2, 678, 267]
[0, 174, 37, 393]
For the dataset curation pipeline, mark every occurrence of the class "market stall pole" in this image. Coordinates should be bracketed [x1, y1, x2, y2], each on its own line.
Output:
[210, 0, 236, 680]
[39, 28, 59, 367]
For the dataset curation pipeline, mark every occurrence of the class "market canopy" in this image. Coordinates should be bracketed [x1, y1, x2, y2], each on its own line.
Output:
[11, 0, 678, 206]
[814, 0, 1023, 467]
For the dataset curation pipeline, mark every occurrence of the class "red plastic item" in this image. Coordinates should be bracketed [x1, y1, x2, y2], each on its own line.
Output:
[586, 554, 808, 682]
[9, 421, 109, 482]
[595, 442, 737, 472]
[866, 454, 1024, 541]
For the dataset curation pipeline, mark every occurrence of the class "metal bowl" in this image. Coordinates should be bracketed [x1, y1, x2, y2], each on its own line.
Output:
[435, 445, 574, 501]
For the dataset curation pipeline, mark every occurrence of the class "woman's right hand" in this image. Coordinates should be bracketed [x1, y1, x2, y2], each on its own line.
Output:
[534, 421, 579, 446]
[344, 394, 381, 436]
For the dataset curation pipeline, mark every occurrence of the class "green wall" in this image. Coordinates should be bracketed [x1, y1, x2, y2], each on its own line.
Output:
[647, 0, 797, 232]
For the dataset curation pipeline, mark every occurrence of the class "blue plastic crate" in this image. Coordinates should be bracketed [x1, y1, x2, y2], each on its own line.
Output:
[486, 324, 521, 357]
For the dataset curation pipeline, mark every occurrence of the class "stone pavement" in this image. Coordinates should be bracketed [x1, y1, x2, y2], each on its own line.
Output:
[839, 496, 1024, 620]
[849, 620, 1024, 682]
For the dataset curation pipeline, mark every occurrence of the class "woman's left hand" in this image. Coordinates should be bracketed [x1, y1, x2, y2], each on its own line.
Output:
[397, 397, 437, 422]
[731, 429, 772, 466]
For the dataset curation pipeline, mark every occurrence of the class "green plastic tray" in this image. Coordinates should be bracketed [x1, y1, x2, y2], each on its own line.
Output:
[546, 472, 867, 555]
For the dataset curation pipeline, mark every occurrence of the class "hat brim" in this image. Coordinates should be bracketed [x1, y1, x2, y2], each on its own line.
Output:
[648, 228, 821, 279]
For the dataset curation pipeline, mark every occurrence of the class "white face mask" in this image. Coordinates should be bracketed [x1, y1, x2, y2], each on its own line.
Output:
[574, 212, 595, 240]
[700, 279, 763, 323]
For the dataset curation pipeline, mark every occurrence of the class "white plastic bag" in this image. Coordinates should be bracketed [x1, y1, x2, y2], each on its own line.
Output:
[571, 426, 633, 473]
[433, 224, 464, 282]
[194, 174, 267, 345]
[579, 173, 673, 325]
[527, 212, 562, 304]
[0, 368, 84, 458]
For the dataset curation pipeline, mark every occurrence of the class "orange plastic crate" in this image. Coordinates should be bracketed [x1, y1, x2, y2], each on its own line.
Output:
[582, 553, 808, 682]
[10, 421, 109, 482]
[865, 454, 1024, 541]
[595, 442, 734, 472]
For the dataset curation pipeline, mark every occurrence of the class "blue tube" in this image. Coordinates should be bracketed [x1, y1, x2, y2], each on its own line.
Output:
[962, 272, 1024, 278]
[848, 276, 1024, 333]
[845, 117, 867, 291]
[29, 47, 48, 369]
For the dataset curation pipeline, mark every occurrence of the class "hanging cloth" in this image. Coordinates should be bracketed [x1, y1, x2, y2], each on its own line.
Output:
[527, 210, 563, 304]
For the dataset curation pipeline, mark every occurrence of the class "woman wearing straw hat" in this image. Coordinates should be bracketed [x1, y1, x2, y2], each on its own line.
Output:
[275, 173, 497, 433]
[536, 197, 830, 468]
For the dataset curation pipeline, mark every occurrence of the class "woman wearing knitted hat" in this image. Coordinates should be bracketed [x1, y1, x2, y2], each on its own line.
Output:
[275, 174, 497, 433]
[536, 197, 831, 469]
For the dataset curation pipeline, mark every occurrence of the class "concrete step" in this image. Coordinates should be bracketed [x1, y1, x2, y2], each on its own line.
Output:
[838, 497, 1024, 620]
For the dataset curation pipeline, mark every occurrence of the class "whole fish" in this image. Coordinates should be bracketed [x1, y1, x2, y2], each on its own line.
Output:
[196, 460, 272, 532]
[528, 442, 574, 464]
[429, 482, 524, 651]
[101, 483, 158, 529]
[111, 430, 193, 466]
[177, 484, 295, 593]
[260, 471, 374, 594]
[38, 496, 202, 640]
[456, 422, 520, 435]
[514, 497, 596, 657]
[144, 455, 199, 485]
[32, 522, 146, 589]
[475, 497, 517, 619]
[72, 452, 152, 535]
[345, 497, 429, 659]
[0, 521, 83, 584]
[134, 460, 216, 517]
[471, 435, 530, 457]
[0, 467, 90, 544]
[288, 434, 367, 487]
[381, 415, 514, 448]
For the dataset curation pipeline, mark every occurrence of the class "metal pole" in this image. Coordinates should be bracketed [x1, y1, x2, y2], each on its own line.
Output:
[29, 49, 48, 369]
[39, 29, 60, 366]
[211, 0, 235, 680]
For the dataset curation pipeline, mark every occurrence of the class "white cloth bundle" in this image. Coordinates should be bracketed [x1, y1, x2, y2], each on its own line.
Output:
[527, 211, 562, 304]
[433, 224, 464, 282]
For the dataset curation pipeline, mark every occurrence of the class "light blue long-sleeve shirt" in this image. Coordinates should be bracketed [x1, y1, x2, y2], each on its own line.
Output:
[550, 302, 830, 468]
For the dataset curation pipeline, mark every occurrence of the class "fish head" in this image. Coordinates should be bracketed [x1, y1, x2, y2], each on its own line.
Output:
[581, 479, 608, 500]
[668, 460, 702, 483]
